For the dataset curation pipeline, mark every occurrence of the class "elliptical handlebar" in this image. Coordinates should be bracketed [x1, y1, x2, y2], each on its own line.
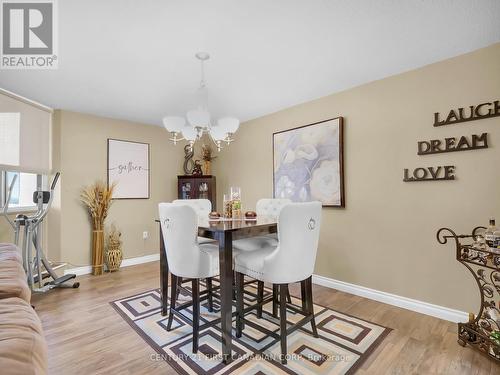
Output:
[1, 173, 18, 229]
[4, 173, 18, 211]
[50, 172, 60, 191]
[31, 172, 60, 224]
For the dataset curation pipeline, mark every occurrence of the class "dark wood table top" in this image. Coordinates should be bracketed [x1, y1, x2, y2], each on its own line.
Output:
[198, 216, 277, 232]
[156, 216, 277, 231]
[156, 215, 277, 239]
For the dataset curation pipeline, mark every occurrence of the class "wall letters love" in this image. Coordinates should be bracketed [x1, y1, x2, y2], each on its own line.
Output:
[403, 166, 455, 182]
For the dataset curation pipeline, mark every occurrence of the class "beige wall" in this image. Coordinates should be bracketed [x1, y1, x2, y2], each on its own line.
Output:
[216, 43, 500, 312]
[51, 111, 185, 267]
[2, 44, 497, 313]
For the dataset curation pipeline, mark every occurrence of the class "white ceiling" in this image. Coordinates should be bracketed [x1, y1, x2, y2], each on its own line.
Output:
[1, 0, 499, 126]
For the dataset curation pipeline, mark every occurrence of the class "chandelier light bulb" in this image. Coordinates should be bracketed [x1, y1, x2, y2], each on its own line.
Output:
[217, 117, 239, 134]
[209, 123, 228, 141]
[181, 125, 198, 141]
[163, 116, 186, 133]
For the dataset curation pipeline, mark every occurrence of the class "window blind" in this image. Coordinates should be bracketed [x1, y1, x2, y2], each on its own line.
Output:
[0, 89, 52, 174]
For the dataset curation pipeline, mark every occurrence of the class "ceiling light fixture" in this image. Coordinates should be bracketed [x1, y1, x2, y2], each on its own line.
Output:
[162, 52, 239, 151]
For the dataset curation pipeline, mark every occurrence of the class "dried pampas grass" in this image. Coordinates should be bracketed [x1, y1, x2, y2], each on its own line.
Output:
[80, 181, 115, 230]
[200, 144, 216, 161]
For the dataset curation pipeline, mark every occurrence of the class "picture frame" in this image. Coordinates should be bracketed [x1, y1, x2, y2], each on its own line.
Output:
[273, 117, 344, 207]
[107, 138, 150, 199]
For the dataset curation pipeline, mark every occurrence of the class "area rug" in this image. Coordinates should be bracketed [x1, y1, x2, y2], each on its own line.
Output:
[110, 284, 391, 374]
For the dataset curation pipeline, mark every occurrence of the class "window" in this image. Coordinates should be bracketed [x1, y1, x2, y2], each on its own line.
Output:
[1, 171, 39, 212]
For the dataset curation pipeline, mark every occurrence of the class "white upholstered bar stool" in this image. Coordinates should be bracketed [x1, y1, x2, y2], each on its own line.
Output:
[232, 198, 291, 252]
[234, 201, 322, 364]
[232, 198, 292, 303]
[159, 203, 220, 353]
[172, 199, 218, 304]
[173, 199, 214, 244]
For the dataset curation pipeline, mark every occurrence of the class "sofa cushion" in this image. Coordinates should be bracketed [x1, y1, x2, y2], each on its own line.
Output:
[0, 259, 30, 302]
[0, 243, 23, 265]
[0, 243, 17, 249]
[0, 297, 47, 375]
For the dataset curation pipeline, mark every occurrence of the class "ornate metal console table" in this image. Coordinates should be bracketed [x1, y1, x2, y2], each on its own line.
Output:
[437, 227, 500, 361]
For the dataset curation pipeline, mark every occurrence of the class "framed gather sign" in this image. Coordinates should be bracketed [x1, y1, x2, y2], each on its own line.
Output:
[107, 139, 150, 199]
[273, 117, 344, 207]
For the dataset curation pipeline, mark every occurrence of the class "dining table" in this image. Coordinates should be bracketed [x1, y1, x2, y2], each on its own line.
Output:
[156, 215, 278, 363]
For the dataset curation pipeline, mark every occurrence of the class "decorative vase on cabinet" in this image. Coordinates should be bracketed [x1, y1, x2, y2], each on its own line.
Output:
[177, 175, 216, 210]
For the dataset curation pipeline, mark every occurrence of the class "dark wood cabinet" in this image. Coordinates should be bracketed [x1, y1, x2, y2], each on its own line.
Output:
[177, 175, 216, 210]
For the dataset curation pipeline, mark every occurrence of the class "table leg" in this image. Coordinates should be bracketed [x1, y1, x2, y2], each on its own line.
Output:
[159, 223, 169, 316]
[218, 231, 233, 364]
[301, 279, 307, 312]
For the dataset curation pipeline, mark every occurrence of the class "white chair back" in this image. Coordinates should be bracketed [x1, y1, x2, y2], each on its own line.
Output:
[264, 201, 322, 283]
[256, 198, 291, 217]
[159, 203, 216, 278]
[173, 199, 212, 219]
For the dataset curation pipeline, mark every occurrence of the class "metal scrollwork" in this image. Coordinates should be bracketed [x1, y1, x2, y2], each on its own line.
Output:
[438, 226, 500, 361]
[436, 227, 459, 245]
[490, 271, 500, 294]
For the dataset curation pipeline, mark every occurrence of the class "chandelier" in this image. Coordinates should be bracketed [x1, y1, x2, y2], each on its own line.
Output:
[162, 52, 239, 151]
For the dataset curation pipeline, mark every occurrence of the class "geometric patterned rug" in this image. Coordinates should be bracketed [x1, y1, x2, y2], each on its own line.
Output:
[110, 283, 391, 375]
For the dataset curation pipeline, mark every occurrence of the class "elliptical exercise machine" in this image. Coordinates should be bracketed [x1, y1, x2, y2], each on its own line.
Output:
[1, 172, 79, 292]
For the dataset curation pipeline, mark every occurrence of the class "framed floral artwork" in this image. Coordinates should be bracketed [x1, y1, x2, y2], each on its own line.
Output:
[273, 117, 344, 207]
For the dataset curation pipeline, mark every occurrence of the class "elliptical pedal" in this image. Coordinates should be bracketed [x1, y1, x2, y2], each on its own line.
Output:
[33, 262, 68, 283]
[44, 273, 80, 289]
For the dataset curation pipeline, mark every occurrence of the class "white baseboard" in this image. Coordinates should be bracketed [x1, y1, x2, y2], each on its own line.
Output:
[312, 274, 468, 323]
[121, 253, 160, 267]
[64, 265, 92, 276]
[64, 253, 160, 277]
[64, 256, 467, 323]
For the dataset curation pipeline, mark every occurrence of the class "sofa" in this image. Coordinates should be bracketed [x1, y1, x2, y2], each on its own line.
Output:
[0, 243, 48, 375]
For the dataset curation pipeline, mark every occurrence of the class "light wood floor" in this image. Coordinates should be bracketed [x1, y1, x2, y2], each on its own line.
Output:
[31, 262, 498, 374]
